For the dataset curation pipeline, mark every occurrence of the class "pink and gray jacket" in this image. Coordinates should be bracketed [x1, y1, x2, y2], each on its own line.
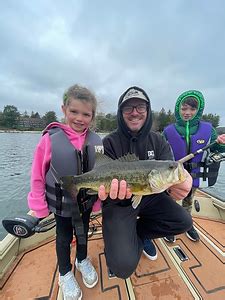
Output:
[28, 122, 103, 218]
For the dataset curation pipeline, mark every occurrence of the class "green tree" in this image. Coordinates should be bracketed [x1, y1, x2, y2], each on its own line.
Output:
[42, 111, 57, 126]
[157, 108, 168, 132]
[167, 109, 175, 124]
[0, 111, 4, 126]
[2, 105, 20, 128]
[33, 112, 41, 118]
[31, 111, 41, 118]
[21, 110, 30, 118]
[152, 111, 159, 131]
[202, 113, 220, 128]
[96, 113, 117, 132]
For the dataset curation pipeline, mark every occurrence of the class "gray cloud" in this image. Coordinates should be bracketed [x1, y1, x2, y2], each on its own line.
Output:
[1, 0, 225, 124]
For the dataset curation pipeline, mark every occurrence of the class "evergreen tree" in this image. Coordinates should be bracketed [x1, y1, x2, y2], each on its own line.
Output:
[202, 113, 220, 128]
[33, 112, 41, 118]
[2, 105, 20, 128]
[21, 110, 30, 118]
[42, 111, 57, 125]
[157, 108, 168, 132]
[0, 111, 4, 126]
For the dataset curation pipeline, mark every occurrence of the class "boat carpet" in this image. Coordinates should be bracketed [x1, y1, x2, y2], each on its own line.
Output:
[0, 215, 225, 299]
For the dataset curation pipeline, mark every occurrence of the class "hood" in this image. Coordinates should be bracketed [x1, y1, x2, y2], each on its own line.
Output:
[117, 86, 152, 138]
[175, 90, 205, 127]
[43, 122, 88, 137]
[174, 90, 205, 146]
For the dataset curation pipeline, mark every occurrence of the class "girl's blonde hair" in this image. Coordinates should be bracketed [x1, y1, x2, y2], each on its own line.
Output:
[63, 84, 97, 121]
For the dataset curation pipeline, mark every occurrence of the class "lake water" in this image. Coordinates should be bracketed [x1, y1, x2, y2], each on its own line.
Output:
[0, 132, 224, 240]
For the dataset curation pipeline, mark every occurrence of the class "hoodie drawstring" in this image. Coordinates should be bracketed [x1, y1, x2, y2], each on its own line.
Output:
[185, 121, 190, 148]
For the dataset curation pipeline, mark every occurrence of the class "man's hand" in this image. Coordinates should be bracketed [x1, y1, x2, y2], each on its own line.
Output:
[167, 170, 193, 201]
[217, 134, 225, 144]
[98, 179, 132, 201]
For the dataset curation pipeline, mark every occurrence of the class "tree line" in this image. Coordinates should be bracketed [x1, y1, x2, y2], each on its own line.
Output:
[0, 105, 57, 130]
[0, 104, 221, 132]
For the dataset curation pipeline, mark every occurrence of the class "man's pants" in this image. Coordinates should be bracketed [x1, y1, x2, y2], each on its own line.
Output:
[102, 192, 192, 279]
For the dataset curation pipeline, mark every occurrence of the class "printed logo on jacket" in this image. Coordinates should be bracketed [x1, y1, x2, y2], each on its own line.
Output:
[147, 150, 155, 159]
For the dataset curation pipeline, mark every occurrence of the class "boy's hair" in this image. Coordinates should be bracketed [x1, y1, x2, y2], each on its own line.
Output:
[63, 84, 97, 120]
[182, 96, 198, 109]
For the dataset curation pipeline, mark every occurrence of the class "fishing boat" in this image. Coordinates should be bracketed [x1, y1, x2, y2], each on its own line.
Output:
[0, 188, 224, 299]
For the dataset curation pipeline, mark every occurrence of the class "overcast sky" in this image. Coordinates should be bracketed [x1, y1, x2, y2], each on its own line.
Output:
[1, 0, 225, 125]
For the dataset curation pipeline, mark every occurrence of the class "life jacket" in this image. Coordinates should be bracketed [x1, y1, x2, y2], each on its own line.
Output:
[45, 127, 103, 244]
[164, 122, 220, 187]
[45, 127, 103, 215]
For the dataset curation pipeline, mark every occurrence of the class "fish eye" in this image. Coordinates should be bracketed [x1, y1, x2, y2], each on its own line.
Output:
[169, 163, 177, 169]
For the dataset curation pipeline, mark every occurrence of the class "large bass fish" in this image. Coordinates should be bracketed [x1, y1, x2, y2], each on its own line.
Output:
[60, 152, 186, 208]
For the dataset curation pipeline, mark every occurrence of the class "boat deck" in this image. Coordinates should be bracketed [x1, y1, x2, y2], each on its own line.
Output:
[1, 193, 225, 299]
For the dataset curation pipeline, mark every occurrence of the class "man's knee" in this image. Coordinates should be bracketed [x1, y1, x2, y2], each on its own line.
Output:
[107, 257, 137, 279]
[105, 252, 138, 279]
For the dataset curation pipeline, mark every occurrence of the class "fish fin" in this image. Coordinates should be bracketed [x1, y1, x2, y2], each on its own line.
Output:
[60, 175, 79, 196]
[131, 195, 142, 209]
[94, 152, 114, 167]
[86, 189, 98, 195]
[94, 152, 139, 168]
[117, 153, 139, 162]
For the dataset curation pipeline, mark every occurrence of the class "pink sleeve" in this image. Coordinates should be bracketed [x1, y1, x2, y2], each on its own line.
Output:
[92, 198, 102, 213]
[167, 170, 193, 201]
[27, 134, 51, 218]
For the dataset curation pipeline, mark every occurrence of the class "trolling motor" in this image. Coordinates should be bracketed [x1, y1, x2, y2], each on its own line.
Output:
[2, 215, 56, 238]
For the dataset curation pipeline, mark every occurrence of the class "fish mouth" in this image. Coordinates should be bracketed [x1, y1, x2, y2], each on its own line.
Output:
[169, 163, 186, 183]
[148, 163, 186, 193]
[177, 163, 186, 182]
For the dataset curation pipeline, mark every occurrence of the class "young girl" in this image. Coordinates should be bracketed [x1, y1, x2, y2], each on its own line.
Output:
[28, 84, 103, 300]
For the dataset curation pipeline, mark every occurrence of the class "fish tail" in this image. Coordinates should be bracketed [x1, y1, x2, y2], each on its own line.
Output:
[61, 176, 79, 197]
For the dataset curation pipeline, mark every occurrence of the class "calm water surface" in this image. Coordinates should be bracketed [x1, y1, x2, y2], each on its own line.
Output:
[0, 132, 41, 240]
[0, 132, 224, 240]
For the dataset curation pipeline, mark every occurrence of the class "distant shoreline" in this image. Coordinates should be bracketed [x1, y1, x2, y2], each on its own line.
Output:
[1, 126, 224, 134]
[0, 130, 42, 133]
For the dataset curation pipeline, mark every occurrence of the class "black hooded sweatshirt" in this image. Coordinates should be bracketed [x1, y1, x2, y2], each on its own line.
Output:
[103, 86, 173, 161]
